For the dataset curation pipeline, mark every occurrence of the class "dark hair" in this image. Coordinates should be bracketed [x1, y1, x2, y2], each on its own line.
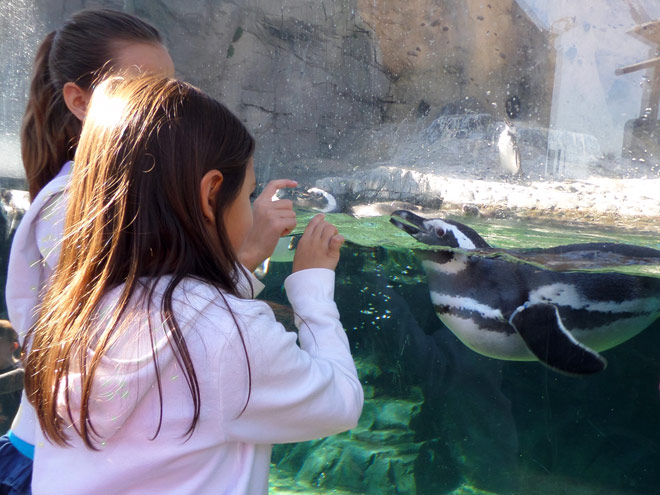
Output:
[0, 320, 18, 343]
[20, 9, 163, 199]
[26, 75, 255, 448]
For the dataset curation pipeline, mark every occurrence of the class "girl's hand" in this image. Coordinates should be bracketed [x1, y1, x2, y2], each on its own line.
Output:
[238, 179, 297, 271]
[293, 214, 344, 272]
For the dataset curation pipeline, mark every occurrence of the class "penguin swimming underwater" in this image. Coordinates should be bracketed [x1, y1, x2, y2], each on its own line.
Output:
[390, 210, 660, 375]
[497, 119, 521, 175]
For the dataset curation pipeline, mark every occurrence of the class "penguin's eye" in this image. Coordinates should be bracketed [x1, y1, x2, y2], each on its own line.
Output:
[435, 227, 446, 237]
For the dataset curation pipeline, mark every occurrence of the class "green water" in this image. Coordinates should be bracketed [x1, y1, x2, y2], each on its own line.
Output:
[267, 213, 660, 495]
[293, 212, 660, 278]
[294, 212, 660, 251]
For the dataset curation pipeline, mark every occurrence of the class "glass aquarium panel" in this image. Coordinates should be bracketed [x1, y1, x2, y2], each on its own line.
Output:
[1, 1, 660, 494]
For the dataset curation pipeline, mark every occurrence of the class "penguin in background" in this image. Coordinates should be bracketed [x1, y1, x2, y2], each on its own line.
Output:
[497, 118, 521, 176]
[273, 186, 340, 213]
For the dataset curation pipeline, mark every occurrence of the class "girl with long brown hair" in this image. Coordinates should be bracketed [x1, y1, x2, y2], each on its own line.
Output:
[4, 9, 296, 495]
[2, 10, 173, 494]
[25, 75, 362, 494]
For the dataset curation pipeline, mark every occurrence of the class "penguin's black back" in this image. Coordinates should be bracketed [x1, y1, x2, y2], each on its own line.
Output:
[421, 250, 660, 318]
[524, 242, 660, 259]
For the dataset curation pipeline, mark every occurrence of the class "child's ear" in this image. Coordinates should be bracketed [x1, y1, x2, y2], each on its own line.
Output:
[62, 82, 91, 121]
[200, 170, 224, 224]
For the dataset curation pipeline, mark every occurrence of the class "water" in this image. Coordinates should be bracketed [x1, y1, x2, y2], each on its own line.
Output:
[262, 213, 660, 495]
[292, 211, 660, 276]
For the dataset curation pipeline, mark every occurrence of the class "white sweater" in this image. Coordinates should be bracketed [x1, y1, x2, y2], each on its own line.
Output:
[31, 269, 362, 494]
[6, 162, 268, 453]
[5, 161, 72, 452]
[6, 162, 362, 494]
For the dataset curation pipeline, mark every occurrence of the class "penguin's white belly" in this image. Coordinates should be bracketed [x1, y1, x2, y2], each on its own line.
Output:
[498, 133, 519, 174]
[429, 290, 534, 360]
[438, 312, 535, 361]
[570, 313, 660, 352]
[431, 282, 660, 361]
[529, 283, 660, 351]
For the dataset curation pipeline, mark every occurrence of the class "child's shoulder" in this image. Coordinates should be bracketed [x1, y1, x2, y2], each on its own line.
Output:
[174, 276, 273, 319]
[169, 277, 284, 344]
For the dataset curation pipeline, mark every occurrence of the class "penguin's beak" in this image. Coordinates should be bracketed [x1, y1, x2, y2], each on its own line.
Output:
[390, 210, 428, 237]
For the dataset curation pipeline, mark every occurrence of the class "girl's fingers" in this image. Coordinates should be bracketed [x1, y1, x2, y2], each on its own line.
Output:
[329, 234, 345, 252]
[278, 210, 297, 219]
[268, 198, 294, 210]
[305, 214, 325, 236]
[273, 210, 297, 228]
[280, 217, 297, 236]
[260, 179, 298, 200]
[292, 216, 342, 272]
[319, 222, 338, 244]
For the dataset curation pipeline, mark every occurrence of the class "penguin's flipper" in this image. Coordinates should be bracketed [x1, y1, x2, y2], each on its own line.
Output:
[509, 303, 606, 375]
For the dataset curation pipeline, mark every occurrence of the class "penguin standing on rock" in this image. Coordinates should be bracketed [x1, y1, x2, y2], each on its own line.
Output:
[497, 119, 521, 175]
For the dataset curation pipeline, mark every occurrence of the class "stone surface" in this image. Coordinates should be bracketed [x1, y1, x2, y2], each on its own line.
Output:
[356, 0, 555, 124]
[312, 113, 660, 231]
[4, 0, 655, 227]
[272, 362, 428, 495]
[129, 0, 391, 181]
[5, 0, 554, 182]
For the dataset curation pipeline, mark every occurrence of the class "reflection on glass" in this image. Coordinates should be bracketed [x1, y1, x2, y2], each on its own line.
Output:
[1, 0, 660, 493]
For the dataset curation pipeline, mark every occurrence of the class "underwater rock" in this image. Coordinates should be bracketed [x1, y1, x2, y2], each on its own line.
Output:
[273, 385, 427, 494]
